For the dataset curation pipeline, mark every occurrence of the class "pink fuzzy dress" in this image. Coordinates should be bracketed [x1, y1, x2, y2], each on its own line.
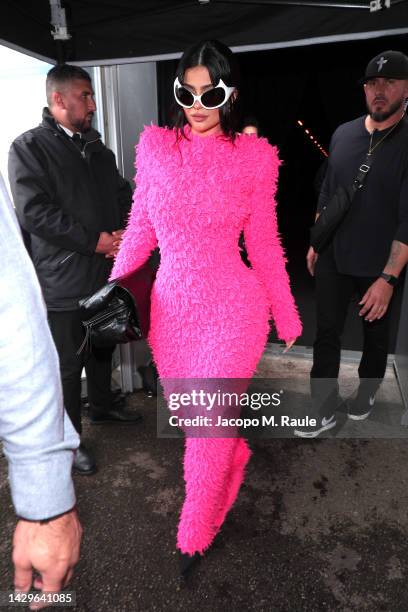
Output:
[111, 125, 302, 555]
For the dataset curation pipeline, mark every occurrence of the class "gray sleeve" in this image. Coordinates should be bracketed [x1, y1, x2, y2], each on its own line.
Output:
[0, 173, 79, 520]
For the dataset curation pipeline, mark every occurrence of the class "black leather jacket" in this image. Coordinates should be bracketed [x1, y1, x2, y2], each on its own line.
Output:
[8, 108, 132, 310]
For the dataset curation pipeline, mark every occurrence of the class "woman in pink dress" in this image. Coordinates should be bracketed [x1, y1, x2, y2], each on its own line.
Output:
[110, 40, 302, 574]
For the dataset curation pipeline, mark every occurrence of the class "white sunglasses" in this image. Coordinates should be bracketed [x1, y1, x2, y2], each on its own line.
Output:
[173, 77, 236, 110]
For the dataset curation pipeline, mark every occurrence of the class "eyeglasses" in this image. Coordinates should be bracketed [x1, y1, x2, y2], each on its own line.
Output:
[173, 77, 235, 109]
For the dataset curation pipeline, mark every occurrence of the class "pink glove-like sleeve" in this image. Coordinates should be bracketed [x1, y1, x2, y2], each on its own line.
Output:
[110, 129, 158, 281]
[244, 141, 302, 342]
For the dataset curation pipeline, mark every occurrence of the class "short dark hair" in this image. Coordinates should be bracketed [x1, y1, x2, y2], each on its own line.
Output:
[46, 64, 92, 105]
[242, 115, 262, 136]
[171, 40, 242, 142]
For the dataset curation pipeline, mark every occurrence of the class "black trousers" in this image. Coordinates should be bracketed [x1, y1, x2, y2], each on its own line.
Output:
[48, 310, 115, 435]
[311, 247, 391, 404]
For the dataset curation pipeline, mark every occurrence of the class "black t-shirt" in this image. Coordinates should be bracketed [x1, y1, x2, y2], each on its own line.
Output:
[317, 115, 408, 277]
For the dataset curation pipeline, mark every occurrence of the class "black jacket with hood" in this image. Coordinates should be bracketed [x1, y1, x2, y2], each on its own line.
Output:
[8, 108, 132, 310]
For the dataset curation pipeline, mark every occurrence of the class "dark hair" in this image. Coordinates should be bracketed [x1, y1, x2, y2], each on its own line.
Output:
[242, 115, 262, 136]
[46, 64, 92, 105]
[171, 40, 242, 141]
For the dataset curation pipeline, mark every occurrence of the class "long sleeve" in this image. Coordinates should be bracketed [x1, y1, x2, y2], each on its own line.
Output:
[110, 129, 158, 280]
[8, 138, 99, 255]
[0, 173, 79, 520]
[244, 141, 302, 342]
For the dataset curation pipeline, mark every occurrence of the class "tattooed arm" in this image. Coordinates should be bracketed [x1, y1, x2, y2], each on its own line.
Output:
[358, 240, 408, 322]
[382, 240, 408, 277]
[359, 161, 408, 321]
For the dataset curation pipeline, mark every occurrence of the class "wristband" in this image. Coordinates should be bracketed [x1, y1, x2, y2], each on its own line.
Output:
[379, 272, 398, 287]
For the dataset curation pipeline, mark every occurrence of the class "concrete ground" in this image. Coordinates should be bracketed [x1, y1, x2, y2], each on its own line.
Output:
[1, 348, 408, 612]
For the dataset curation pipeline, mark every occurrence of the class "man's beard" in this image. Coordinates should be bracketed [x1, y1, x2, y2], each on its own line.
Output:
[368, 97, 405, 123]
[71, 114, 94, 133]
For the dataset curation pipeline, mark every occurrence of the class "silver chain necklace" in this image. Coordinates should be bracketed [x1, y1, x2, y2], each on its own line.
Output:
[368, 113, 404, 156]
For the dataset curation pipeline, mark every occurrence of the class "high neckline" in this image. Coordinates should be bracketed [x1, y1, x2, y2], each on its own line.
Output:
[183, 124, 229, 142]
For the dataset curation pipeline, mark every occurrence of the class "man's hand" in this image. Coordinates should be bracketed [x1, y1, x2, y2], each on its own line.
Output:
[95, 231, 116, 256]
[96, 230, 124, 259]
[306, 246, 318, 276]
[13, 509, 82, 610]
[106, 229, 124, 259]
[358, 278, 394, 322]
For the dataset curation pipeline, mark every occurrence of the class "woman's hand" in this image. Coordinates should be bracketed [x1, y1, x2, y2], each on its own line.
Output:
[283, 338, 297, 353]
[306, 246, 318, 276]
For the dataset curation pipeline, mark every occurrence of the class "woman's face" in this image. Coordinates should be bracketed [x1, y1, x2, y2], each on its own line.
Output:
[182, 65, 222, 137]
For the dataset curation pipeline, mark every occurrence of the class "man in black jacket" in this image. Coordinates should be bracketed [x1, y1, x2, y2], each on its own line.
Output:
[8, 64, 141, 473]
[297, 50, 408, 438]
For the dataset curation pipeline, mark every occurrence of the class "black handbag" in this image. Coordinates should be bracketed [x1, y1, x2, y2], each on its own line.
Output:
[310, 114, 405, 253]
[310, 152, 374, 253]
[77, 261, 155, 353]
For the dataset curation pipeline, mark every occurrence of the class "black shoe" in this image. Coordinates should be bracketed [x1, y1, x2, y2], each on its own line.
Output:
[89, 407, 142, 425]
[179, 552, 201, 579]
[112, 392, 127, 408]
[138, 361, 159, 397]
[82, 392, 126, 413]
[294, 414, 336, 438]
[347, 395, 375, 421]
[73, 444, 97, 475]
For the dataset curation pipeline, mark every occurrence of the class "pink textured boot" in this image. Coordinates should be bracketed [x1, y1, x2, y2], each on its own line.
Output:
[213, 438, 251, 531]
[177, 437, 238, 556]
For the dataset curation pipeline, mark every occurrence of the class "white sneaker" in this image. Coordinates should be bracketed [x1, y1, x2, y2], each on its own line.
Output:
[294, 414, 336, 438]
[347, 396, 375, 421]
